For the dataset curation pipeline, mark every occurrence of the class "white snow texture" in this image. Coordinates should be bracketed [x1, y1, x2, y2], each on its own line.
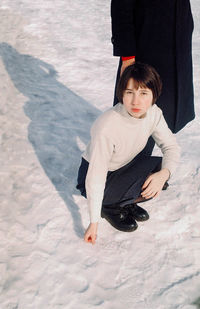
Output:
[0, 1, 200, 309]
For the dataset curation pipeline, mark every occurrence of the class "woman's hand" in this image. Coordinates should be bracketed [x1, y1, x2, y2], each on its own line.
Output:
[120, 58, 135, 76]
[141, 168, 170, 199]
[84, 222, 98, 245]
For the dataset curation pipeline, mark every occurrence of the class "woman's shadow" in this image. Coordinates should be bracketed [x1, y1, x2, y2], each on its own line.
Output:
[0, 42, 101, 238]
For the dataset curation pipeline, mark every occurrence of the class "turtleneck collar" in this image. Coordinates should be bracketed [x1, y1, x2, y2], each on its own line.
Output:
[114, 102, 152, 124]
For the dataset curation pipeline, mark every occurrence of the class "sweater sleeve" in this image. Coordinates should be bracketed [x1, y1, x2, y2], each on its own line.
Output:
[111, 0, 137, 56]
[85, 133, 114, 223]
[151, 110, 181, 176]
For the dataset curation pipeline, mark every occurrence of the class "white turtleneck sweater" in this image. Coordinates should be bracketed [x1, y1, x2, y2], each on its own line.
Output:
[83, 103, 180, 223]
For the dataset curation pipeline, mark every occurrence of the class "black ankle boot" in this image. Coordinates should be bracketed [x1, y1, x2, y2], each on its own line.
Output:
[101, 205, 138, 232]
[125, 203, 149, 222]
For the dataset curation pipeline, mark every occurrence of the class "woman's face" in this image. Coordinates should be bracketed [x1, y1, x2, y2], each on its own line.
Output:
[123, 78, 153, 118]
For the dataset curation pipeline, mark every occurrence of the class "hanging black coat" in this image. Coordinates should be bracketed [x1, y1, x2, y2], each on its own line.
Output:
[111, 0, 195, 133]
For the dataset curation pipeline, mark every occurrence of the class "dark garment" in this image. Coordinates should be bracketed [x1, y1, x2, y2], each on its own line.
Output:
[76, 154, 162, 208]
[111, 0, 195, 133]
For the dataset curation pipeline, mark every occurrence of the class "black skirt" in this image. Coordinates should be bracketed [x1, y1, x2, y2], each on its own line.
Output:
[76, 153, 162, 207]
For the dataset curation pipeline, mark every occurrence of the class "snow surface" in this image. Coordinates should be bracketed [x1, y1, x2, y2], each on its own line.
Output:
[0, 1, 200, 308]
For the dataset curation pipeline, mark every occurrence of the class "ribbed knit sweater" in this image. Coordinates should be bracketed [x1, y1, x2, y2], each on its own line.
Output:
[83, 103, 180, 223]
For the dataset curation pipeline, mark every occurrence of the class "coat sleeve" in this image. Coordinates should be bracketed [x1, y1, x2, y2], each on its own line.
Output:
[111, 0, 137, 56]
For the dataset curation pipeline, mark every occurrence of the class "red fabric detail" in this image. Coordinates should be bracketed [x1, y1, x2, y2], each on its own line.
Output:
[122, 56, 135, 61]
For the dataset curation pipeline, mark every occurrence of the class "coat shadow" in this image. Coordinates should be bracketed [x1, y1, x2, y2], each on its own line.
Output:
[0, 42, 101, 238]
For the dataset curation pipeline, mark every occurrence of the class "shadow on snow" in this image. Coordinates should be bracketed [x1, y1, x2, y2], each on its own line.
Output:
[0, 42, 101, 238]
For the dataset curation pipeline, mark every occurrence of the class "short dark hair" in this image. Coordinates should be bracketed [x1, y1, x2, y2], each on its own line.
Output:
[116, 62, 162, 104]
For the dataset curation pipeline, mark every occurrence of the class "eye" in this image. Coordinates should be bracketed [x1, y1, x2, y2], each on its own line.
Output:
[125, 90, 133, 95]
[141, 91, 148, 95]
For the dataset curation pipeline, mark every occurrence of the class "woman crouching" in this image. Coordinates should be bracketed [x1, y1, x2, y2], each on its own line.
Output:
[76, 63, 180, 245]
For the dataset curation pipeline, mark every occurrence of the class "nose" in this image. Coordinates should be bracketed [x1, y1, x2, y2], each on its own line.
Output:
[131, 94, 139, 106]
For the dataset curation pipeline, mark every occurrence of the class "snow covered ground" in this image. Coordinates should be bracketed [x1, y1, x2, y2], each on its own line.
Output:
[0, 1, 200, 308]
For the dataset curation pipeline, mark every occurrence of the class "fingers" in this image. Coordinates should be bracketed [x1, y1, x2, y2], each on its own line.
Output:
[142, 190, 160, 200]
[142, 191, 155, 199]
[142, 175, 153, 190]
[84, 233, 97, 245]
[120, 59, 135, 76]
[84, 230, 90, 243]
[141, 181, 153, 197]
[122, 58, 135, 68]
[154, 192, 160, 198]
[88, 235, 97, 245]
[141, 182, 158, 199]
[142, 186, 152, 196]
[91, 235, 97, 245]
[84, 223, 98, 245]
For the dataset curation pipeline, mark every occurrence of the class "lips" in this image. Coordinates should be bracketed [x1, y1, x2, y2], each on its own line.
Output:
[132, 108, 141, 113]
